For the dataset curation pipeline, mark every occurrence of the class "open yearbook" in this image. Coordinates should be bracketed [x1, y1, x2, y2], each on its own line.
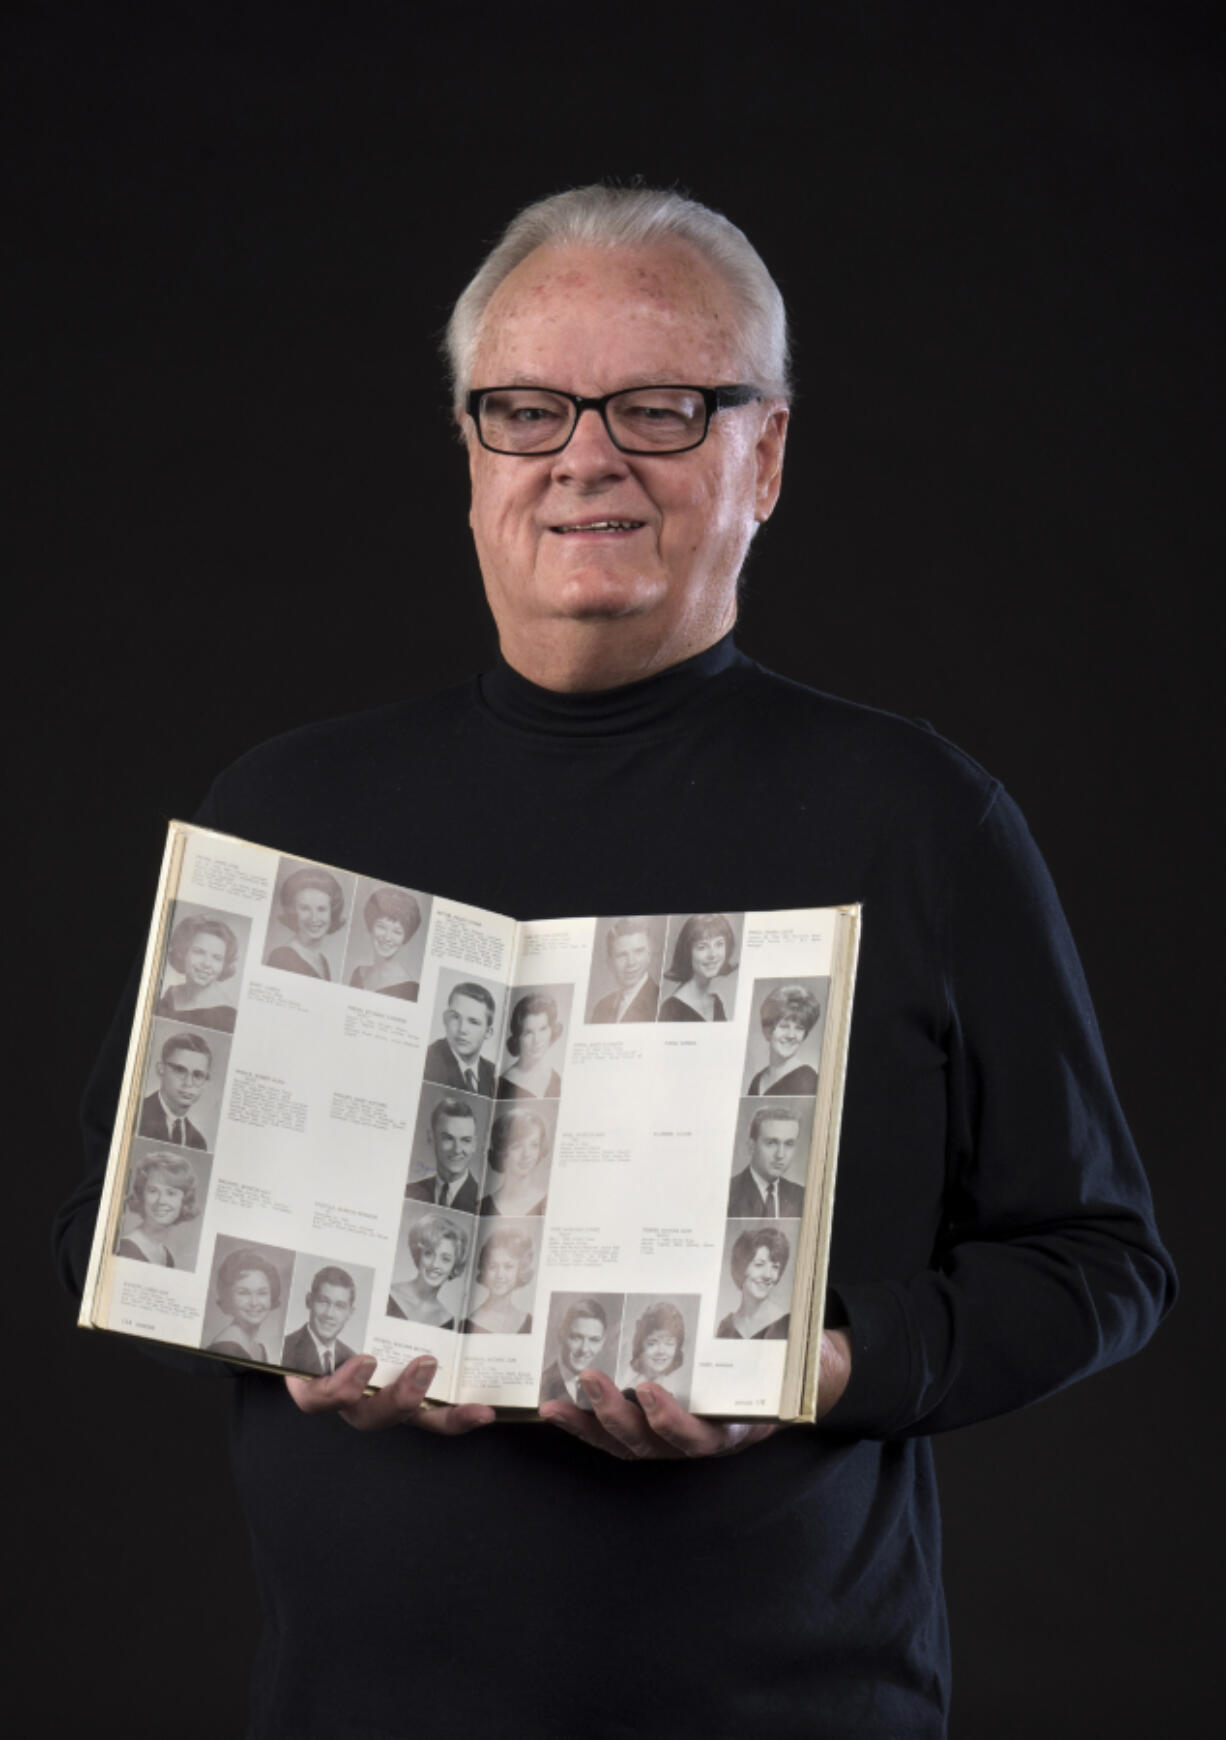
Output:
[80, 823, 860, 1422]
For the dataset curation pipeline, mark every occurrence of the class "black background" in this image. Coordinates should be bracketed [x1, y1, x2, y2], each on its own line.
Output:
[11, 3, 1219, 1733]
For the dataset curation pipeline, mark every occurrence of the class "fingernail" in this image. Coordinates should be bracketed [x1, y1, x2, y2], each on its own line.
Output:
[410, 1357, 437, 1385]
[638, 1385, 659, 1413]
[580, 1375, 602, 1402]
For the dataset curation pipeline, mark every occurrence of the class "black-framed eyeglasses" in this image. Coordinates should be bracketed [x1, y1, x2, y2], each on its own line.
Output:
[465, 384, 762, 456]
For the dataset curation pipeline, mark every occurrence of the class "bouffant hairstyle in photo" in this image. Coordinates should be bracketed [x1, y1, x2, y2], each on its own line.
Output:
[664, 912, 738, 983]
[167, 914, 240, 981]
[407, 1213, 470, 1275]
[506, 991, 563, 1056]
[125, 1151, 200, 1222]
[215, 1248, 283, 1310]
[363, 886, 422, 940]
[729, 1225, 791, 1289]
[477, 1226, 536, 1288]
[488, 1108, 551, 1172]
[279, 866, 347, 935]
[758, 983, 822, 1039]
[629, 1301, 686, 1377]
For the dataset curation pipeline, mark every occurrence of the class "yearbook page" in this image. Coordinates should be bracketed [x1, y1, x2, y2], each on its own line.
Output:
[80, 823, 859, 1422]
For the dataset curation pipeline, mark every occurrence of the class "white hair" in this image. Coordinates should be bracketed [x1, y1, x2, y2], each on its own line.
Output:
[444, 184, 791, 413]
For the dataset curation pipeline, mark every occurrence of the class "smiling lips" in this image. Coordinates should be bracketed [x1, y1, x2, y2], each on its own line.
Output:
[550, 518, 644, 534]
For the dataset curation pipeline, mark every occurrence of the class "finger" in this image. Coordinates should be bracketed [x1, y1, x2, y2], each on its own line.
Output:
[581, 1373, 681, 1459]
[539, 1396, 639, 1459]
[337, 1355, 440, 1431]
[407, 1400, 497, 1436]
[636, 1384, 779, 1458]
[285, 1354, 378, 1415]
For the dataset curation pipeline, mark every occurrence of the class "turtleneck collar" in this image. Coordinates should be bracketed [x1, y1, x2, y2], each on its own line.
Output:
[476, 632, 752, 740]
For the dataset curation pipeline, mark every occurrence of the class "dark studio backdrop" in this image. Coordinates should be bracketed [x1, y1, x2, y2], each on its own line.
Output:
[9, 3, 1220, 1732]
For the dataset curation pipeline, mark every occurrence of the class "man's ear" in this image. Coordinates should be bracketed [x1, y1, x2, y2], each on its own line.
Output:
[753, 404, 789, 524]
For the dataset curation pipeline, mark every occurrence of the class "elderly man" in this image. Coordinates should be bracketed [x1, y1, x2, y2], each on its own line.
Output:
[59, 185, 1173, 1738]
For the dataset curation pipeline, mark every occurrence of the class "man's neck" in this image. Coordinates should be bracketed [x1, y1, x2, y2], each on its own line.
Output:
[495, 612, 735, 694]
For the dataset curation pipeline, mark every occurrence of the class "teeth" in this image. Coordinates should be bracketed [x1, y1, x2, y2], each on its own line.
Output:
[556, 520, 640, 532]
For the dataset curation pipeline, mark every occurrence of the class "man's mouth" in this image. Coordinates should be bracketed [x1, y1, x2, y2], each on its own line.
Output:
[550, 519, 645, 534]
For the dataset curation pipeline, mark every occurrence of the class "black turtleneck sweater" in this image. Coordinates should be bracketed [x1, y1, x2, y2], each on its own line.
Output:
[57, 636, 1174, 1739]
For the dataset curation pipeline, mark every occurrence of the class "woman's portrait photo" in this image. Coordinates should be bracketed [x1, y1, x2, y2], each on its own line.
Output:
[113, 1142, 209, 1271]
[156, 902, 250, 1033]
[479, 1104, 556, 1217]
[341, 878, 431, 1003]
[657, 912, 743, 1023]
[742, 978, 828, 1097]
[201, 1238, 293, 1364]
[386, 1204, 471, 1329]
[263, 858, 355, 983]
[460, 1222, 539, 1335]
[498, 985, 572, 1099]
[617, 1295, 699, 1407]
[716, 1223, 795, 1342]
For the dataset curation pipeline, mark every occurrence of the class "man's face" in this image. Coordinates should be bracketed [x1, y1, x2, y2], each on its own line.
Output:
[443, 993, 492, 1061]
[561, 1314, 606, 1376]
[610, 930, 651, 991]
[748, 1118, 800, 1182]
[308, 1282, 355, 1345]
[157, 1047, 209, 1114]
[465, 241, 788, 662]
[431, 1113, 477, 1181]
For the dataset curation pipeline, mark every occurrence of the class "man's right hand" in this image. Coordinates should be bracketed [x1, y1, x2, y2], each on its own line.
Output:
[284, 1354, 495, 1434]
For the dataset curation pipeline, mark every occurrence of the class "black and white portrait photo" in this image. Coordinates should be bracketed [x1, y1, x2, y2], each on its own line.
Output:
[539, 1293, 624, 1409]
[727, 1098, 814, 1219]
[113, 1140, 211, 1272]
[340, 876, 432, 1003]
[155, 900, 252, 1034]
[280, 1253, 374, 1377]
[422, 969, 501, 1096]
[585, 915, 666, 1025]
[498, 983, 572, 1099]
[201, 1236, 295, 1365]
[386, 1201, 473, 1330]
[263, 856, 356, 984]
[657, 912, 744, 1024]
[138, 1019, 231, 1153]
[404, 1086, 491, 1215]
[616, 1294, 700, 1408]
[741, 977, 828, 1097]
[715, 1222, 798, 1343]
[461, 1220, 540, 1335]
[479, 1102, 557, 1218]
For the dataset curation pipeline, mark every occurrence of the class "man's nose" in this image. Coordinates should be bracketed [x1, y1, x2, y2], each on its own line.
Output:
[552, 408, 629, 481]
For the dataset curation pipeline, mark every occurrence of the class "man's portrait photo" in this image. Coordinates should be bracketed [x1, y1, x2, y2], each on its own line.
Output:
[263, 857, 356, 985]
[138, 1021, 230, 1152]
[741, 977, 828, 1098]
[422, 970, 500, 1095]
[539, 1293, 624, 1409]
[155, 900, 252, 1034]
[727, 1099, 814, 1219]
[280, 1257, 372, 1377]
[113, 1139, 210, 1272]
[585, 915, 666, 1024]
[403, 1086, 490, 1214]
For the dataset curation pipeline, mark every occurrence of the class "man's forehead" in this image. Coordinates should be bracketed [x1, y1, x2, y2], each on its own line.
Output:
[474, 241, 743, 386]
[570, 1315, 604, 1335]
[757, 1120, 799, 1138]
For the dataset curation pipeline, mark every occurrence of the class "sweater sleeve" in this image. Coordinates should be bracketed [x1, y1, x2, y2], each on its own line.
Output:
[827, 784, 1177, 1437]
